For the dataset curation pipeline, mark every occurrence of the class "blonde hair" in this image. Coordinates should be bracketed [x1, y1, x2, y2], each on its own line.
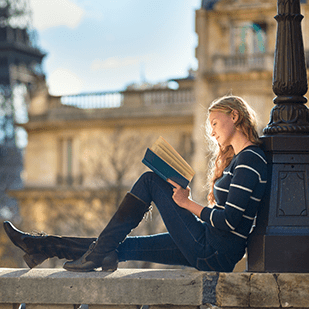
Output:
[206, 96, 260, 205]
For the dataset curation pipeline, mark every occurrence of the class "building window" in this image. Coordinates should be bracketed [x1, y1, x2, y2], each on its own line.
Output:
[231, 22, 267, 55]
[57, 137, 81, 186]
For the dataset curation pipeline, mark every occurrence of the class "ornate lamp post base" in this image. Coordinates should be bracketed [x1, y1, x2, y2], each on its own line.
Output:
[248, 135, 309, 272]
[247, 0, 309, 272]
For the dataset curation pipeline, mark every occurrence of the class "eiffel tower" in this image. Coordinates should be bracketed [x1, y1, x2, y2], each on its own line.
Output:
[0, 0, 45, 220]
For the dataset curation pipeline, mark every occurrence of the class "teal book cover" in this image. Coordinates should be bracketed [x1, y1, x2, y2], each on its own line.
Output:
[142, 148, 190, 189]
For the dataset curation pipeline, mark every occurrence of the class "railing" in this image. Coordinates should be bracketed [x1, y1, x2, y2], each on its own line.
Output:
[142, 89, 194, 106]
[61, 91, 123, 109]
[60, 88, 194, 110]
[0, 268, 308, 309]
[212, 50, 309, 73]
[212, 53, 274, 73]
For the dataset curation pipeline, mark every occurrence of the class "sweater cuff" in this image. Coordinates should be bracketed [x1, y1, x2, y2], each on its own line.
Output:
[200, 206, 212, 224]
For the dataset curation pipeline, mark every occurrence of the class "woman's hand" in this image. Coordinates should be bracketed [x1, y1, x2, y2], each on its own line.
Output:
[167, 179, 191, 208]
[167, 179, 204, 218]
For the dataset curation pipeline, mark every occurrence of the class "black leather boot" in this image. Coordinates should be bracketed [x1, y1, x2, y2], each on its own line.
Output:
[3, 221, 95, 268]
[63, 192, 149, 272]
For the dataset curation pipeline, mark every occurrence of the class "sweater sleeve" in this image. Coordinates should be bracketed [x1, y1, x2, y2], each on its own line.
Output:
[200, 150, 267, 232]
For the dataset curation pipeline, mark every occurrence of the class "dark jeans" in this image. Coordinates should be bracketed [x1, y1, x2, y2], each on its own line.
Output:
[51, 172, 237, 271]
[117, 172, 222, 270]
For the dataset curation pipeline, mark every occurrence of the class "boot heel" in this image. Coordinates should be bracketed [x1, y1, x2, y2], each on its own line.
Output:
[100, 251, 118, 272]
[101, 264, 118, 272]
[23, 253, 46, 268]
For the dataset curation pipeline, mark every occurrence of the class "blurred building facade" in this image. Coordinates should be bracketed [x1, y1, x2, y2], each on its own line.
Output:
[192, 0, 309, 201]
[7, 74, 195, 268]
[2, 0, 309, 268]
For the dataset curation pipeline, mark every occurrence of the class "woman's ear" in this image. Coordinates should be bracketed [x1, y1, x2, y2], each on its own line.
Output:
[231, 110, 239, 123]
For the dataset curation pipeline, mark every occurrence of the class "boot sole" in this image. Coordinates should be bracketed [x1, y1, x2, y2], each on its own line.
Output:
[63, 246, 119, 272]
[64, 265, 117, 272]
[63, 260, 118, 272]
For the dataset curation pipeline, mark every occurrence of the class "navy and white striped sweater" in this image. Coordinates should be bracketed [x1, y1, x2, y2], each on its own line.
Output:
[200, 145, 267, 256]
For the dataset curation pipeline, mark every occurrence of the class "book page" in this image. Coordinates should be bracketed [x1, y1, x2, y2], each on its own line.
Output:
[155, 140, 194, 175]
[150, 137, 195, 180]
[152, 137, 195, 174]
[152, 143, 193, 177]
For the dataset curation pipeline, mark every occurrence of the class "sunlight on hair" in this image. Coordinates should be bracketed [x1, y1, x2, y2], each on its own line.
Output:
[206, 95, 261, 205]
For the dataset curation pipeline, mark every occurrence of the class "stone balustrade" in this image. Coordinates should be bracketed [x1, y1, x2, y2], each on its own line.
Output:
[212, 53, 275, 74]
[59, 88, 194, 110]
[61, 92, 123, 109]
[0, 268, 309, 309]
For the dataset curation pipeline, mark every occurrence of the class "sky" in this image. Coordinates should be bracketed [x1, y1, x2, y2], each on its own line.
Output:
[28, 0, 201, 96]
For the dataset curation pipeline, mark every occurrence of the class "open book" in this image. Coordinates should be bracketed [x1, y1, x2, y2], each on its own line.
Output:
[142, 136, 195, 188]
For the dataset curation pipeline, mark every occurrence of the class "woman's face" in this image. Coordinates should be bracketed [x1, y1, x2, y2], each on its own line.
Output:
[209, 110, 236, 148]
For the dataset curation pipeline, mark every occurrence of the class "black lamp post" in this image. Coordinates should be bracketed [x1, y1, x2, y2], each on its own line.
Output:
[247, 0, 309, 273]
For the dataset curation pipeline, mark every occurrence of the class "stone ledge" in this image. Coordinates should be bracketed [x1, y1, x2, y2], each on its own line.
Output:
[0, 268, 206, 307]
[0, 268, 309, 308]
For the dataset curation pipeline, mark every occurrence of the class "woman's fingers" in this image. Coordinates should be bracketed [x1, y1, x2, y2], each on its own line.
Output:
[167, 179, 180, 189]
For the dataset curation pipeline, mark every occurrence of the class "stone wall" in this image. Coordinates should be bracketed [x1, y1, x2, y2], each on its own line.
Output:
[0, 268, 308, 309]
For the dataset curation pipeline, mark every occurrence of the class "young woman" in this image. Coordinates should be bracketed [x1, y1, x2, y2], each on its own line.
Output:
[4, 96, 267, 272]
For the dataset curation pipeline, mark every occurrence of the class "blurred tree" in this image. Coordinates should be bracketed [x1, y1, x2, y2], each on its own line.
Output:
[80, 127, 153, 206]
